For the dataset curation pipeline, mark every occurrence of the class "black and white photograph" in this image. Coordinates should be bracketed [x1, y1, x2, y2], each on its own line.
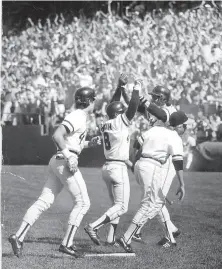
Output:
[1, 1, 222, 268]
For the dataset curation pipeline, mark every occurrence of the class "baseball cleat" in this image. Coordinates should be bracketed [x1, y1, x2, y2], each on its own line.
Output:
[104, 241, 119, 247]
[173, 230, 181, 238]
[132, 233, 142, 242]
[157, 230, 181, 246]
[157, 237, 169, 246]
[8, 234, 23, 258]
[160, 238, 177, 249]
[117, 237, 134, 253]
[84, 225, 101, 245]
[59, 244, 84, 258]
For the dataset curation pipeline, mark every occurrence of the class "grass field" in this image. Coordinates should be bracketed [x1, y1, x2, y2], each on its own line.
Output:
[1, 165, 222, 269]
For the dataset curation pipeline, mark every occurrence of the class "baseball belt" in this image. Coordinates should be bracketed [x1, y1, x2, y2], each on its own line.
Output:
[55, 150, 79, 160]
[140, 155, 163, 165]
[105, 159, 126, 163]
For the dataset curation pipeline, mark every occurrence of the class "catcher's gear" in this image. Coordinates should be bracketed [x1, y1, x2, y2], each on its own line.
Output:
[149, 85, 170, 107]
[67, 154, 78, 173]
[75, 87, 96, 108]
[106, 101, 126, 119]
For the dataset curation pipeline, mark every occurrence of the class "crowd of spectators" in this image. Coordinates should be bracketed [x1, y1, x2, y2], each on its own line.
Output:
[1, 3, 222, 148]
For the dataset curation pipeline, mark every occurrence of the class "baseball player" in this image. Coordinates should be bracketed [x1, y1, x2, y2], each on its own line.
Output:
[132, 86, 181, 245]
[118, 111, 187, 253]
[115, 84, 181, 245]
[84, 78, 142, 246]
[8, 87, 101, 258]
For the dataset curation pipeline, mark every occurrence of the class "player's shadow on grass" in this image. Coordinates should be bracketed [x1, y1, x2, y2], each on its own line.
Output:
[25, 237, 93, 249]
[25, 237, 61, 245]
[2, 253, 75, 259]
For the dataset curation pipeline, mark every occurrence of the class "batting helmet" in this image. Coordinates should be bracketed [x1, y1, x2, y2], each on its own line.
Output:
[74, 87, 95, 108]
[149, 85, 171, 106]
[106, 101, 126, 119]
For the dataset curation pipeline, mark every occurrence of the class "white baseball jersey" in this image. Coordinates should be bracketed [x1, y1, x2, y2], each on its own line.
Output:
[100, 113, 130, 161]
[147, 104, 177, 127]
[61, 109, 87, 154]
[138, 126, 183, 164]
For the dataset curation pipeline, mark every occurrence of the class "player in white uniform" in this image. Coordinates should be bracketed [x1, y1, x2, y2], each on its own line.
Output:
[132, 86, 181, 245]
[8, 87, 101, 258]
[117, 85, 181, 245]
[84, 78, 142, 246]
[118, 111, 187, 253]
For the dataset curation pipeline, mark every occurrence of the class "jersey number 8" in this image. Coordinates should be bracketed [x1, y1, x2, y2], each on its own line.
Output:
[103, 132, 111, 150]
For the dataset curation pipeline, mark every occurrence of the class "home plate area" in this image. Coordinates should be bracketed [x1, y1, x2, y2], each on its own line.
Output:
[54, 253, 136, 258]
[54, 239, 136, 258]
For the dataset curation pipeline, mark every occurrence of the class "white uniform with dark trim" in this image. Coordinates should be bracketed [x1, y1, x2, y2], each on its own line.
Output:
[23, 109, 90, 227]
[61, 109, 87, 154]
[133, 126, 183, 225]
[100, 113, 131, 224]
[146, 104, 177, 196]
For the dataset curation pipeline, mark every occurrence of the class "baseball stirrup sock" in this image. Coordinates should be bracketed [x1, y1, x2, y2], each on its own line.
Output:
[91, 215, 111, 230]
[62, 225, 78, 247]
[16, 222, 31, 242]
[106, 223, 118, 243]
[135, 222, 144, 235]
[163, 221, 176, 243]
[124, 223, 141, 244]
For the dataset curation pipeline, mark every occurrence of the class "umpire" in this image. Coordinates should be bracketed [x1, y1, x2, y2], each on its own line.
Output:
[189, 124, 222, 172]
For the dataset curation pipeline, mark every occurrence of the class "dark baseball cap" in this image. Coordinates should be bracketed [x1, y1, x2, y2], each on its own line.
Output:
[169, 111, 188, 127]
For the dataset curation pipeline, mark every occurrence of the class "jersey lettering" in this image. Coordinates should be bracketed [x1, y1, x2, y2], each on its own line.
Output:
[103, 132, 111, 150]
[101, 114, 130, 160]
[61, 109, 87, 154]
[101, 123, 112, 132]
[79, 131, 86, 144]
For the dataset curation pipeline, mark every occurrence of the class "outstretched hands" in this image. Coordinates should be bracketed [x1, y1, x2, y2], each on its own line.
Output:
[118, 73, 128, 88]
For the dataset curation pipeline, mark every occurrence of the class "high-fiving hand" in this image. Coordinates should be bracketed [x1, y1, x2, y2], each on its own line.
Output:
[133, 79, 143, 93]
[118, 73, 128, 87]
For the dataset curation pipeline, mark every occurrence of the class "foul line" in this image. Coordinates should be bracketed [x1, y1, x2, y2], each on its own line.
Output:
[1, 171, 26, 181]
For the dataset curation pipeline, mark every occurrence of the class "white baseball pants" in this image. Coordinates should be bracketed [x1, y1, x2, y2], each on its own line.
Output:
[102, 161, 130, 224]
[161, 156, 176, 196]
[132, 158, 165, 225]
[23, 156, 90, 227]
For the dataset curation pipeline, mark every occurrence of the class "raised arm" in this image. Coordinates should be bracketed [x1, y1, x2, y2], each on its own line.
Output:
[125, 79, 142, 121]
[110, 73, 128, 103]
[121, 87, 130, 105]
[138, 97, 168, 122]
